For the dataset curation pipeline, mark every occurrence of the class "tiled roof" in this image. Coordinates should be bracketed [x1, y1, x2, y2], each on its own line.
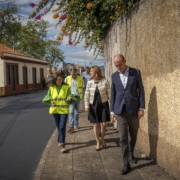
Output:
[0, 44, 27, 56]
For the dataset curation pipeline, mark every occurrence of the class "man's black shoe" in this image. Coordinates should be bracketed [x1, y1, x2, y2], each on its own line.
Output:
[129, 153, 137, 163]
[121, 163, 131, 175]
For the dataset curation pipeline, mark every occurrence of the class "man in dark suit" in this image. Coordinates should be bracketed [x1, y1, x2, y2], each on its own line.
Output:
[110, 54, 145, 175]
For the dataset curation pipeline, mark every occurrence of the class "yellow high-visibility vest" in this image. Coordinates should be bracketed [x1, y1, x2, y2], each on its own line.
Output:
[66, 75, 83, 99]
[49, 85, 70, 114]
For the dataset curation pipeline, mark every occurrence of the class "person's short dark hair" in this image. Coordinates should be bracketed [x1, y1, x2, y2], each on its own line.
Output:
[70, 68, 77, 72]
[114, 54, 125, 61]
[85, 66, 90, 69]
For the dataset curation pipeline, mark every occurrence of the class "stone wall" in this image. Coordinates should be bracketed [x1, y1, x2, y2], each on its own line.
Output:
[104, 0, 180, 178]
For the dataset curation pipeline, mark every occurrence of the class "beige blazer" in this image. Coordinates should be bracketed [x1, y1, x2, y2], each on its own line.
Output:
[84, 78, 110, 109]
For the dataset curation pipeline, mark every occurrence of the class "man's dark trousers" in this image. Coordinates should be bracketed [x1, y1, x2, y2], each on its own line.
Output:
[115, 105, 139, 164]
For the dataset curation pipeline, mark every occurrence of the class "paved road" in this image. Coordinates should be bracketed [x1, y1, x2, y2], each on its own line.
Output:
[0, 90, 55, 180]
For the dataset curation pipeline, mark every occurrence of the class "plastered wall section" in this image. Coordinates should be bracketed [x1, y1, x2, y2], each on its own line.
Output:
[104, 0, 180, 179]
[0, 59, 4, 87]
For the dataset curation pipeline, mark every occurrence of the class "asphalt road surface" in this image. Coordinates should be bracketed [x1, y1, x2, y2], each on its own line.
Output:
[0, 90, 55, 180]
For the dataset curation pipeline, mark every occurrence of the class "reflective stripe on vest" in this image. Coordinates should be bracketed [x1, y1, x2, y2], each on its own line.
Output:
[51, 98, 67, 101]
[51, 105, 69, 108]
[66, 75, 83, 99]
[49, 85, 69, 114]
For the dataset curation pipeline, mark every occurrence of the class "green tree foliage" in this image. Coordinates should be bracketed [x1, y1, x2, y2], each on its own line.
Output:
[15, 21, 48, 59]
[0, 2, 21, 47]
[45, 40, 65, 72]
[29, 0, 136, 58]
[0, 2, 65, 68]
[15, 20, 65, 69]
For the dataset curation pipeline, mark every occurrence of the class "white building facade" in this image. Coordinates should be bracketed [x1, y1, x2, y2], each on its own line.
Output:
[0, 44, 47, 96]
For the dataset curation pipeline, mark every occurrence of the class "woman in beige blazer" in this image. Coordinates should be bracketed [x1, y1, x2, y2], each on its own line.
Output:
[84, 65, 110, 151]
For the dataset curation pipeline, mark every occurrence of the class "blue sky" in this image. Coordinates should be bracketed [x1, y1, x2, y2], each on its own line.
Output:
[12, 0, 105, 67]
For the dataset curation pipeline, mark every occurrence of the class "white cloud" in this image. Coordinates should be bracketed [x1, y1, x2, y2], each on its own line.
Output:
[15, 0, 32, 3]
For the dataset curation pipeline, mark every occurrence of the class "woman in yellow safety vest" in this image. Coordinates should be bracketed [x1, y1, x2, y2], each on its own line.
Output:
[43, 73, 76, 153]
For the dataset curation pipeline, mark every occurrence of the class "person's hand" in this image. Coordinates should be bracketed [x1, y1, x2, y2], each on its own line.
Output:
[138, 110, 144, 119]
[51, 101, 56, 106]
[85, 108, 89, 112]
[111, 114, 116, 122]
[67, 97, 72, 101]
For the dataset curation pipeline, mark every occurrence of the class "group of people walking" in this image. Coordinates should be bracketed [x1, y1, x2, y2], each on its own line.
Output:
[42, 54, 145, 175]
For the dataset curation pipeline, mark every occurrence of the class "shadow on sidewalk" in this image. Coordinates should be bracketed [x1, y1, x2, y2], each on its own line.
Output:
[65, 137, 120, 152]
[68, 126, 93, 133]
[64, 140, 96, 152]
[131, 161, 156, 171]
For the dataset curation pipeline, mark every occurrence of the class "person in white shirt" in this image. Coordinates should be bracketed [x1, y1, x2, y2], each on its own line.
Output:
[82, 66, 91, 87]
[65, 68, 84, 132]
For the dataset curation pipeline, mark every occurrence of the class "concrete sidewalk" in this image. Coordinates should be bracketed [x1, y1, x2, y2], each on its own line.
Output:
[34, 100, 174, 180]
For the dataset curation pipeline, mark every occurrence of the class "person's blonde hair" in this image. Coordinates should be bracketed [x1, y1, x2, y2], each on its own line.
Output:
[90, 65, 103, 80]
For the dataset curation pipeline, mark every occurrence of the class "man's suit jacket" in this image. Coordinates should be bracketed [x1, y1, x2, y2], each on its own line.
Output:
[110, 67, 145, 115]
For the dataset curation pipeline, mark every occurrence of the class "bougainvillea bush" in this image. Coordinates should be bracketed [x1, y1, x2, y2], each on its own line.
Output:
[29, 0, 136, 58]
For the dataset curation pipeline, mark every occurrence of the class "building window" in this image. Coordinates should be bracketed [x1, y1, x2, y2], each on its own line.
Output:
[6, 64, 19, 91]
[6, 64, 19, 86]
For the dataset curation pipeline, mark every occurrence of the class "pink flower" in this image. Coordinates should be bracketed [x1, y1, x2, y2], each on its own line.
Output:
[44, 7, 49, 13]
[68, 39, 73, 45]
[30, 3, 36, 8]
[60, 14, 67, 20]
[35, 14, 42, 20]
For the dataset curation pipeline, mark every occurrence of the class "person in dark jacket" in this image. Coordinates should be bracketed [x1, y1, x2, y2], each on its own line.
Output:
[110, 54, 145, 175]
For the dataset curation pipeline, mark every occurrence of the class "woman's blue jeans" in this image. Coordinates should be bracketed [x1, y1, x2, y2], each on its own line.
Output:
[53, 114, 68, 143]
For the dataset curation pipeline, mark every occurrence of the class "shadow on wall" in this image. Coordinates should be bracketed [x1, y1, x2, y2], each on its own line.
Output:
[148, 86, 159, 163]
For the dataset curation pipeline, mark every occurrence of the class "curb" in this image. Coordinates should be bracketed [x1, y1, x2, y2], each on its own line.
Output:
[34, 130, 56, 180]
